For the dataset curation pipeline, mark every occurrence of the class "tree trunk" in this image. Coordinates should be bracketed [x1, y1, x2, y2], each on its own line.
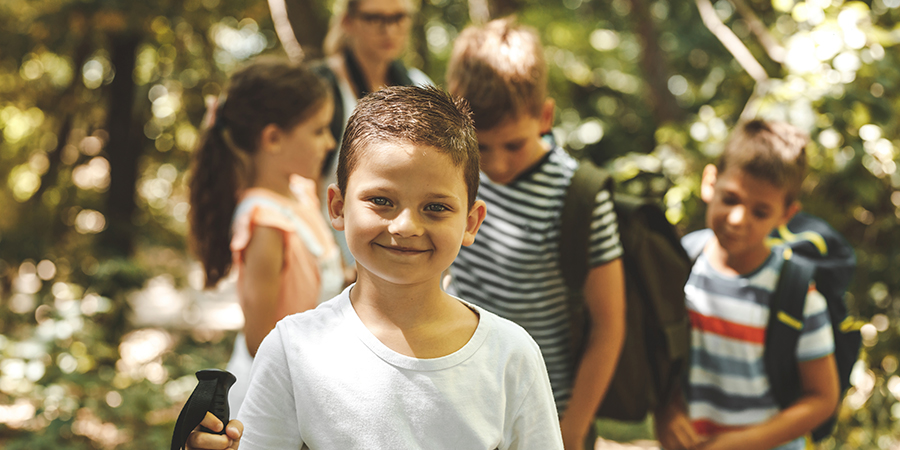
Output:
[101, 34, 141, 257]
[282, 0, 329, 60]
[489, 0, 520, 18]
[629, 0, 685, 125]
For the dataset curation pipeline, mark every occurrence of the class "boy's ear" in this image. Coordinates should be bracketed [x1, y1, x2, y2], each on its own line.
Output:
[781, 200, 801, 226]
[461, 200, 487, 247]
[700, 164, 718, 203]
[259, 124, 283, 154]
[539, 98, 555, 135]
[327, 184, 345, 231]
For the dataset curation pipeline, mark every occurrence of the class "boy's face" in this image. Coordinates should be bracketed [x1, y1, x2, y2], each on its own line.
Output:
[701, 164, 798, 261]
[328, 140, 486, 287]
[475, 100, 554, 185]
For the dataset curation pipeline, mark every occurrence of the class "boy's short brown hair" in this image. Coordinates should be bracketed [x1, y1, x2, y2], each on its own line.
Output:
[446, 17, 547, 130]
[337, 85, 481, 208]
[718, 119, 809, 206]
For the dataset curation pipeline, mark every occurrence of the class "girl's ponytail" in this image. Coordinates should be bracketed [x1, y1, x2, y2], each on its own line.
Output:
[189, 122, 242, 287]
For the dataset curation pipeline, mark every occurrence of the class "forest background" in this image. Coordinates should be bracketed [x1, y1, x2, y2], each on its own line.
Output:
[0, 0, 898, 448]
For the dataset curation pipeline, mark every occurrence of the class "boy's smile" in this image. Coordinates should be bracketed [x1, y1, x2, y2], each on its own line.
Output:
[328, 140, 486, 287]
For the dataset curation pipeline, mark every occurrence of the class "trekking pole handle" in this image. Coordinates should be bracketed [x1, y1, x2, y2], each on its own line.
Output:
[196, 369, 237, 434]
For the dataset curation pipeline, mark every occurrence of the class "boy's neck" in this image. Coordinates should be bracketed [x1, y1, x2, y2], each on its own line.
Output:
[349, 272, 479, 359]
[704, 236, 772, 276]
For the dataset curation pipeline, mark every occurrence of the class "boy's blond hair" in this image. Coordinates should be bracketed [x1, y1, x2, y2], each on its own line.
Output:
[337, 85, 481, 208]
[446, 17, 547, 130]
[718, 119, 809, 206]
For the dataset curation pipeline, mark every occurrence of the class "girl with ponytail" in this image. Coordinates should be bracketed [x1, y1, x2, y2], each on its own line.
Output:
[188, 58, 344, 414]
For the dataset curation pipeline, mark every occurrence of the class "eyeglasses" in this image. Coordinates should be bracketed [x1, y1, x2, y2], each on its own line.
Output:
[354, 12, 411, 29]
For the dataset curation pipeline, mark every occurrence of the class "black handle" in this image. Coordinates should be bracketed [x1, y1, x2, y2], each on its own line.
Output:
[196, 369, 237, 434]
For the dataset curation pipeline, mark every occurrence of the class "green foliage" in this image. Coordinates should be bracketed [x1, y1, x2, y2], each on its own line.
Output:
[1, 0, 899, 447]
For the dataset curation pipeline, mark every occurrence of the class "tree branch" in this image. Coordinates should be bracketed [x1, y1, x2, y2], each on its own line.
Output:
[468, 0, 491, 24]
[268, 0, 305, 62]
[729, 0, 785, 63]
[695, 0, 769, 83]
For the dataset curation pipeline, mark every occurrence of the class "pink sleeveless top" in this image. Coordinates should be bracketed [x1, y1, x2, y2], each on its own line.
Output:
[230, 181, 343, 319]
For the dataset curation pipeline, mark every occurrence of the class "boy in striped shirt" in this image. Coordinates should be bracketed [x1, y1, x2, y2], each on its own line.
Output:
[446, 18, 627, 449]
[655, 120, 838, 450]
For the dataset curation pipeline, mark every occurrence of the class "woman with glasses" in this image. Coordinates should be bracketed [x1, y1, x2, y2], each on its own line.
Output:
[315, 0, 432, 268]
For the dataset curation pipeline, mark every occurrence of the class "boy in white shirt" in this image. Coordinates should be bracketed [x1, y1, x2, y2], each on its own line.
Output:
[186, 85, 563, 450]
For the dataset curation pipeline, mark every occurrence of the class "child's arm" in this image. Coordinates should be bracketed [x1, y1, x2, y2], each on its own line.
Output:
[186, 412, 243, 450]
[558, 259, 626, 449]
[238, 226, 284, 357]
[698, 354, 839, 450]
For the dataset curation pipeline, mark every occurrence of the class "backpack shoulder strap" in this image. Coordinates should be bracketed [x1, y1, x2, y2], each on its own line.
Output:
[559, 158, 613, 292]
[765, 249, 816, 410]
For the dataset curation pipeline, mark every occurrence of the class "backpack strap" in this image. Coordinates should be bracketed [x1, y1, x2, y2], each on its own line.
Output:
[171, 370, 237, 450]
[765, 249, 816, 410]
[559, 159, 613, 293]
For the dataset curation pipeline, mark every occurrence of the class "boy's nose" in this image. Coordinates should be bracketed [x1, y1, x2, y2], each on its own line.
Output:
[727, 206, 745, 225]
[482, 154, 508, 181]
[388, 208, 424, 237]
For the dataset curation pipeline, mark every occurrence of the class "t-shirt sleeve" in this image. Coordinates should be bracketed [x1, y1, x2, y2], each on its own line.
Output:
[796, 285, 835, 362]
[231, 203, 293, 254]
[587, 187, 624, 267]
[236, 325, 304, 449]
[503, 337, 564, 450]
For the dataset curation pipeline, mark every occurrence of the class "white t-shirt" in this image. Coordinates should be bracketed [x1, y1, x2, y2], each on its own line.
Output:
[237, 285, 563, 450]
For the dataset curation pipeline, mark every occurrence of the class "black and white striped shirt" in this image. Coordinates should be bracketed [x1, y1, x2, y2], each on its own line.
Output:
[451, 145, 623, 413]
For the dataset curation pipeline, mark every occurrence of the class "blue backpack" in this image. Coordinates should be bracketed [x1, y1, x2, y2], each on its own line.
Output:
[683, 212, 861, 441]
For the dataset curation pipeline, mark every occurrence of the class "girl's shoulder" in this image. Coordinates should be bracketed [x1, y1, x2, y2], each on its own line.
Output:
[231, 188, 301, 250]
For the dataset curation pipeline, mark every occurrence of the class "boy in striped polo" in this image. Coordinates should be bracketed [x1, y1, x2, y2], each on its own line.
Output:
[446, 18, 627, 449]
[655, 120, 838, 450]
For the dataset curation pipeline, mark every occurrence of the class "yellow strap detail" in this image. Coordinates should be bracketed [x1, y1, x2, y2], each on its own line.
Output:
[840, 316, 865, 332]
[778, 311, 804, 330]
[774, 224, 829, 256]
[783, 247, 793, 260]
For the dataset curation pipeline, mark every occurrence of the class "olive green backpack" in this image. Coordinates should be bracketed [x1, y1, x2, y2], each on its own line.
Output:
[560, 159, 692, 421]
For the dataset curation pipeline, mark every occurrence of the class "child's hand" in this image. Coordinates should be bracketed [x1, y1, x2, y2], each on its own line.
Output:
[186, 412, 243, 450]
[655, 405, 702, 450]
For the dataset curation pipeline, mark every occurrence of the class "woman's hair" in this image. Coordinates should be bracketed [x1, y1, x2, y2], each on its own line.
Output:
[189, 57, 330, 287]
[324, 0, 362, 56]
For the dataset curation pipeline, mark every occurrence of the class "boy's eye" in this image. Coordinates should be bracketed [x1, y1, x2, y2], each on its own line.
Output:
[505, 141, 525, 152]
[425, 203, 449, 212]
[753, 209, 771, 219]
[722, 195, 739, 205]
[370, 197, 392, 207]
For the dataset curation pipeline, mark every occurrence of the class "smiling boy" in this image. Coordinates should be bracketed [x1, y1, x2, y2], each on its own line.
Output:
[187, 85, 564, 450]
